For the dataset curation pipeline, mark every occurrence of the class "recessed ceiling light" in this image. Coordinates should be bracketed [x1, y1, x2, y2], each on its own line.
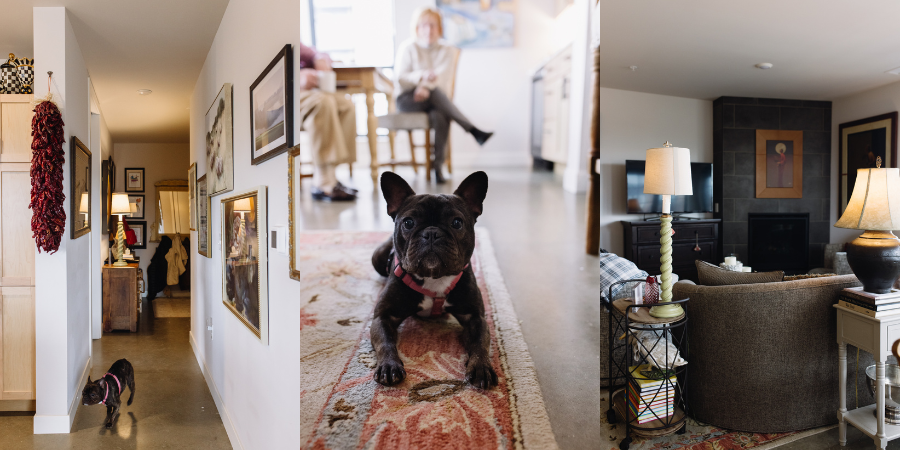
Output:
[887, 66, 900, 75]
[629, 66, 638, 71]
[755, 63, 774, 70]
[137, 89, 152, 95]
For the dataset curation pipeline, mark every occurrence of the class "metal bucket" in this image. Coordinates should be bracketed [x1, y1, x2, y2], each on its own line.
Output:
[864, 364, 900, 424]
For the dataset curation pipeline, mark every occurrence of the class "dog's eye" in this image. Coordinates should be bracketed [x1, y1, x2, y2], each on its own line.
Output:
[403, 218, 414, 229]
[451, 218, 463, 229]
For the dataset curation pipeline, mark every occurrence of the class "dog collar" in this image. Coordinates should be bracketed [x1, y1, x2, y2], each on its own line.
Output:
[392, 255, 468, 317]
[100, 373, 122, 405]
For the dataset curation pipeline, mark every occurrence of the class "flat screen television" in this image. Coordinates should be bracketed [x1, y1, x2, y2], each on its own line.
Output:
[626, 160, 714, 214]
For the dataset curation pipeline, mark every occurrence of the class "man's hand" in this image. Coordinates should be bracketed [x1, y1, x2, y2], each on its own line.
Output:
[422, 70, 438, 83]
[413, 86, 431, 102]
[298, 69, 319, 90]
[313, 54, 333, 71]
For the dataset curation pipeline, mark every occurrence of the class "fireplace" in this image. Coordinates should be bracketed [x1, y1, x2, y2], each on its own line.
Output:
[747, 213, 810, 275]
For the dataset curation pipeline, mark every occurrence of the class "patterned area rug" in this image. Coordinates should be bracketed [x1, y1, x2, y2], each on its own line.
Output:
[294, 230, 557, 449]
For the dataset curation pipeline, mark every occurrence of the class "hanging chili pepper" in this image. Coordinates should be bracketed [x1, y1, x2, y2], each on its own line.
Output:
[29, 100, 66, 254]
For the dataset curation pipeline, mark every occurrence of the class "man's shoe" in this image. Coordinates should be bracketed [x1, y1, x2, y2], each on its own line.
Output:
[312, 187, 356, 202]
[471, 128, 493, 146]
[335, 182, 358, 195]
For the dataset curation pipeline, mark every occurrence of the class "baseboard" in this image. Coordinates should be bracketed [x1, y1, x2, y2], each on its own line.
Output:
[34, 356, 91, 434]
[190, 331, 242, 450]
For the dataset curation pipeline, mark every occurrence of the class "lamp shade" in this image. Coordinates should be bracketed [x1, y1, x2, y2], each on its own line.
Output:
[111, 193, 132, 215]
[643, 145, 693, 196]
[130, 202, 137, 213]
[233, 197, 253, 212]
[835, 167, 900, 231]
[79, 193, 89, 213]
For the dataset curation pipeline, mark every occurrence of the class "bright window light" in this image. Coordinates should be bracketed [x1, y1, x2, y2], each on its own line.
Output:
[310, 0, 395, 68]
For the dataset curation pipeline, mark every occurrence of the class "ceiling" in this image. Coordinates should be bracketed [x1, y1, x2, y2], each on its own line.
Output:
[0, 0, 230, 143]
[601, 0, 900, 101]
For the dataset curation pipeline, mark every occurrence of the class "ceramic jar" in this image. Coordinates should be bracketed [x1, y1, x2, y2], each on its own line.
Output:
[16, 58, 34, 94]
[0, 53, 19, 94]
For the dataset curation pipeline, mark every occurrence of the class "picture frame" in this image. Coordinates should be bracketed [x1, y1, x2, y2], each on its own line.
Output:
[287, 145, 311, 281]
[221, 186, 269, 344]
[839, 112, 898, 216]
[124, 168, 145, 192]
[206, 83, 234, 197]
[250, 44, 293, 166]
[755, 129, 803, 199]
[101, 157, 115, 234]
[197, 174, 212, 258]
[128, 220, 147, 249]
[127, 194, 145, 220]
[70, 136, 92, 239]
[189, 163, 197, 230]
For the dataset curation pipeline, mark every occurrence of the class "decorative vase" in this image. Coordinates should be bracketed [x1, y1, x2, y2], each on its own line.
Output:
[16, 58, 34, 94]
[0, 53, 20, 94]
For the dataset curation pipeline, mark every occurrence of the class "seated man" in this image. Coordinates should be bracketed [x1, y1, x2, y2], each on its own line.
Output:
[297, 44, 358, 201]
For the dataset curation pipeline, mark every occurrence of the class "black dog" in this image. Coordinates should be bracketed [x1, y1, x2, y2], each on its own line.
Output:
[81, 359, 135, 428]
[370, 171, 498, 389]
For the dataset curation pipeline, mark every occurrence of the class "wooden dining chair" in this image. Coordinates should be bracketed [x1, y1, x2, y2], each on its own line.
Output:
[376, 48, 461, 181]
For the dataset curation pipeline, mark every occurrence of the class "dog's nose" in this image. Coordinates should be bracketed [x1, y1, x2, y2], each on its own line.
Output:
[422, 227, 444, 243]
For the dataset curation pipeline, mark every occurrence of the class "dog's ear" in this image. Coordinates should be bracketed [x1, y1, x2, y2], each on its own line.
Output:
[453, 171, 488, 217]
[381, 172, 416, 219]
[98, 378, 106, 389]
[86, 376, 92, 384]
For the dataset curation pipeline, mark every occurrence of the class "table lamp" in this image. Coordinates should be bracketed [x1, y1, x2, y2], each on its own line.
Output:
[79, 192, 89, 227]
[111, 193, 132, 267]
[233, 197, 253, 260]
[644, 142, 693, 317]
[834, 157, 900, 294]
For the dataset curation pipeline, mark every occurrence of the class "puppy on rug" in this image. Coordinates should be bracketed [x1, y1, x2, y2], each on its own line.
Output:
[81, 359, 135, 428]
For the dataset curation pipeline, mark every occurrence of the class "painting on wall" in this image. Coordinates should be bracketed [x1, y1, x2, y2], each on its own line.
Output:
[189, 163, 197, 230]
[755, 130, 803, 199]
[206, 83, 234, 197]
[437, 0, 516, 48]
[250, 44, 293, 165]
[839, 112, 898, 216]
[124, 168, 144, 192]
[70, 137, 92, 239]
[101, 157, 115, 234]
[221, 186, 269, 344]
[127, 194, 145, 219]
[128, 220, 147, 249]
[197, 174, 211, 258]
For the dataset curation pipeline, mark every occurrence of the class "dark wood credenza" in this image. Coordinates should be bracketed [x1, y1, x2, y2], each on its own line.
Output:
[621, 219, 721, 282]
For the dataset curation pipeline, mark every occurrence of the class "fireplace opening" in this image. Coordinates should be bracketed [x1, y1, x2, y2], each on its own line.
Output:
[747, 213, 810, 275]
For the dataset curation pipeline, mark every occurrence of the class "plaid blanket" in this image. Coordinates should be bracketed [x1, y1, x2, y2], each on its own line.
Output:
[598, 252, 648, 301]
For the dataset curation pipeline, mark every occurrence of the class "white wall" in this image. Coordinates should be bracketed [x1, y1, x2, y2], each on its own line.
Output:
[113, 143, 190, 285]
[33, 6, 94, 434]
[830, 80, 900, 244]
[598, 87, 713, 256]
[89, 81, 113, 340]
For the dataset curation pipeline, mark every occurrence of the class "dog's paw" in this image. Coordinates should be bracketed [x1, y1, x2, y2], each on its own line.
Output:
[374, 359, 406, 386]
[466, 361, 498, 389]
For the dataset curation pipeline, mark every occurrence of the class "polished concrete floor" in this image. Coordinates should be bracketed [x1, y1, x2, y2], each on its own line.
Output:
[0, 302, 231, 449]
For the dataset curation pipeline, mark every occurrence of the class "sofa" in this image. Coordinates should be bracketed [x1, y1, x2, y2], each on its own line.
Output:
[673, 274, 869, 433]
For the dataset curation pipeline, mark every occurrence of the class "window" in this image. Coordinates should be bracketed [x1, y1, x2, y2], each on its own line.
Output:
[309, 0, 395, 68]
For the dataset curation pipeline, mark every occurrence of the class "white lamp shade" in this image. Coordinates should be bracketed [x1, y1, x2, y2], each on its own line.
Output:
[643, 146, 693, 196]
[130, 202, 137, 213]
[79, 193, 89, 213]
[233, 197, 253, 212]
[835, 167, 900, 230]
[111, 193, 132, 215]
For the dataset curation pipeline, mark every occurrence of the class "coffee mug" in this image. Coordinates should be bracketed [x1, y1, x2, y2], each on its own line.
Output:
[317, 70, 336, 93]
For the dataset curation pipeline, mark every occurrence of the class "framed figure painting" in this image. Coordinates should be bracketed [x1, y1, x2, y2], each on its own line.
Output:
[250, 44, 293, 165]
[206, 83, 234, 197]
[127, 194, 145, 219]
[125, 168, 144, 192]
[70, 137, 92, 239]
[755, 129, 803, 199]
[197, 174, 211, 258]
[839, 112, 898, 216]
[221, 186, 269, 344]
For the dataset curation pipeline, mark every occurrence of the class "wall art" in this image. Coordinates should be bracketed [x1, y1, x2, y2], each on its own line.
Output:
[197, 174, 211, 258]
[755, 129, 803, 199]
[124, 167, 144, 192]
[206, 83, 234, 196]
[839, 112, 898, 216]
[250, 44, 293, 165]
[71, 136, 92, 239]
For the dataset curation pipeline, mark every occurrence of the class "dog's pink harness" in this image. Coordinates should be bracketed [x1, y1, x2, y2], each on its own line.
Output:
[100, 373, 122, 405]
[392, 255, 468, 317]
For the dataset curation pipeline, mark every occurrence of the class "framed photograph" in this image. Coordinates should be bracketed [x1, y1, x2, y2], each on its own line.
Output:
[189, 163, 197, 230]
[127, 194, 145, 219]
[288, 146, 311, 281]
[839, 112, 898, 216]
[101, 157, 115, 234]
[250, 44, 293, 166]
[197, 174, 212, 258]
[221, 186, 269, 344]
[755, 130, 803, 199]
[206, 83, 234, 197]
[124, 168, 145, 192]
[70, 136, 92, 239]
[128, 220, 147, 249]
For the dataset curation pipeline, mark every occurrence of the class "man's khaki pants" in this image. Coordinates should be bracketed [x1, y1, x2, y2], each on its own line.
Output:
[297, 90, 357, 190]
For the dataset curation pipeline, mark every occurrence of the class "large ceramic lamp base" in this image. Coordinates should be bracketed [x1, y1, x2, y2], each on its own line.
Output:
[649, 303, 684, 318]
[846, 230, 900, 294]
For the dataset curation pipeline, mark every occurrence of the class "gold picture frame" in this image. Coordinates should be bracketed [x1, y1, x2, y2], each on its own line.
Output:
[755, 129, 803, 199]
[288, 145, 312, 281]
[189, 163, 197, 230]
[197, 174, 211, 258]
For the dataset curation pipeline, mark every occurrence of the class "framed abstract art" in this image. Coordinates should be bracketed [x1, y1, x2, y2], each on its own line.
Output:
[838, 112, 898, 216]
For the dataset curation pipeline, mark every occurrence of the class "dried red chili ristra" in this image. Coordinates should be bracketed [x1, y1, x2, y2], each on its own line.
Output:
[28, 100, 66, 254]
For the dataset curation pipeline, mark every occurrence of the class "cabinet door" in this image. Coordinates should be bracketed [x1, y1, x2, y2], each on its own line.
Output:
[104, 268, 136, 332]
[0, 163, 35, 287]
[0, 286, 35, 400]
[0, 96, 35, 163]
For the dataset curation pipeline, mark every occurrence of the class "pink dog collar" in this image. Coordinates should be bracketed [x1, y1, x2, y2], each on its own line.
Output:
[392, 255, 468, 317]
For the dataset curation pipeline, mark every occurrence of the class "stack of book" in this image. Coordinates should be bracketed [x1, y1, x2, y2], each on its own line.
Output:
[627, 364, 676, 424]
[838, 287, 900, 318]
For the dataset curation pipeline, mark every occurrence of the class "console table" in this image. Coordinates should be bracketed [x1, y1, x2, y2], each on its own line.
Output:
[621, 219, 720, 282]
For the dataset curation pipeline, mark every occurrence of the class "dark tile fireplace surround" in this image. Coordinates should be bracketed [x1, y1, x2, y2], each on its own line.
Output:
[713, 97, 832, 272]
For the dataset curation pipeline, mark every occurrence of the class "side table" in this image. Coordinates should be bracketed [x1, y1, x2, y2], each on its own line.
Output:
[835, 303, 900, 449]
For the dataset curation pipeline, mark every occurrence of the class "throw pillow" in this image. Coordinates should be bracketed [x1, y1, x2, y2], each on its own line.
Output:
[695, 260, 784, 286]
[598, 252, 648, 301]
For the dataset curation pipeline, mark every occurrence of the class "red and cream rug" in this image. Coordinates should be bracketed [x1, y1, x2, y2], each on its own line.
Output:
[294, 230, 557, 449]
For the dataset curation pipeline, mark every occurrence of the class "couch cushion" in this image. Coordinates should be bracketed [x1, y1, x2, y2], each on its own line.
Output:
[695, 260, 783, 286]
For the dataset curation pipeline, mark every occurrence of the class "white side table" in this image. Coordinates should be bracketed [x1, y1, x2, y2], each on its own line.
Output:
[836, 304, 900, 449]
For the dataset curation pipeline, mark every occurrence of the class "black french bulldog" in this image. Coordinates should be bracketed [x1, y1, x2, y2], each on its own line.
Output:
[370, 171, 498, 389]
[81, 358, 135, 428]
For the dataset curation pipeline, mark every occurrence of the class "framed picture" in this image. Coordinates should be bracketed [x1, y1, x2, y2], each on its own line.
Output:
[125, 168, 145, 192]
[206, 83, 234, 197]
[839, 112, 898, 216]
[128, 220, 147, 249]
[197, 174, 211, 258]
[288, 146, 310, 281]
[250, 44, 293, 165]
[70, 136, 92, 239]
[189, 163, 197, 230]
[755, 130, 803, 199]
[101, 157, 115, 234]
[127, 194, 145, 219]
[221, 186, 269, 344]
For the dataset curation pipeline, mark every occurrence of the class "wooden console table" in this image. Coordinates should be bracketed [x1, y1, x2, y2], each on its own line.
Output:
[102, 263, 143, 332]
[334, 66, 394, 184]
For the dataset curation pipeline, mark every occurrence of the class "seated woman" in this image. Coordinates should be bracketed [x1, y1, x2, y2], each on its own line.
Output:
[394, 7, 493, 183]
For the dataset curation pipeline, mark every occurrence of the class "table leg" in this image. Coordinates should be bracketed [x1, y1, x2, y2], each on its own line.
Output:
[365, 88, 379, 185]
[838, 342, 847, 446]
[877, 361, 886, 443]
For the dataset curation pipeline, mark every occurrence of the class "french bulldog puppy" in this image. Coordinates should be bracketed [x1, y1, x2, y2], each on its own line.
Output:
[370, 171, 498, 389]
[81, 358, 135, 428]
